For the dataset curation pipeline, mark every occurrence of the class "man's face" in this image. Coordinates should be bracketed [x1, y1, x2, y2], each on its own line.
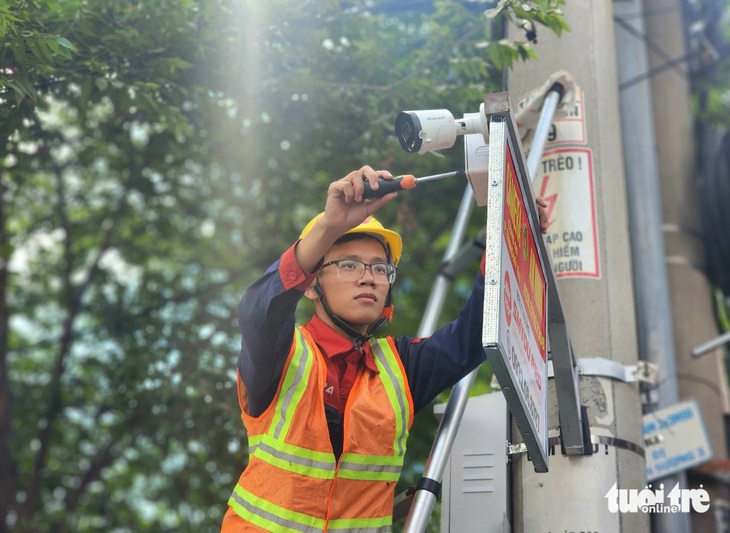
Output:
[308, 236, 392, 337]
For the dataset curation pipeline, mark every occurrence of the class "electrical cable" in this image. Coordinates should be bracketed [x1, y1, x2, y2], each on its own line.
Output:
[699, 128, 730, 295]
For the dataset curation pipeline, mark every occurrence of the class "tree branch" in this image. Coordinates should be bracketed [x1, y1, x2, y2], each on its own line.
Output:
[20, 164, 131, 524]
[0, 171, 17, 533]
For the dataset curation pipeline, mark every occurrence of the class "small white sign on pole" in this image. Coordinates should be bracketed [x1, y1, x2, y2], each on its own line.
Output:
[644, 399, 713, 482]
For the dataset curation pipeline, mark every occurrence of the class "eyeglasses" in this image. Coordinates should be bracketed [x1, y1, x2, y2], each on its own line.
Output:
[321, 259, 398, 284]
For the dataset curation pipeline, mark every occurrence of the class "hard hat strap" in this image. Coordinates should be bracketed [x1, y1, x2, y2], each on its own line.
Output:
[312, 281, 391, 350]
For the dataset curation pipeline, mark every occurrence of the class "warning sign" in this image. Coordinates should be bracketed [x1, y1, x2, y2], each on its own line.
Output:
[499, 150, 548, 444]
[502, 151, 547, 362]
[537, 148, 600, 279]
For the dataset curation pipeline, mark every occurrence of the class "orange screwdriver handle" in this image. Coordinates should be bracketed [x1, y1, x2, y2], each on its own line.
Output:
[362, 175, 416, 199]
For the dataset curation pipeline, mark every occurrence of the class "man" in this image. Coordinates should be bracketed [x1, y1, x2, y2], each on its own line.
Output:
[222, 166, 547, 532]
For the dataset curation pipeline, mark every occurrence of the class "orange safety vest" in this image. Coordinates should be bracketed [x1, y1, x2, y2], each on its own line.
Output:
[222, 327, 414, 532]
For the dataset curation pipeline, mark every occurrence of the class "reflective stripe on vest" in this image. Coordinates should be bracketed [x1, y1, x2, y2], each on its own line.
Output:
[337, 452, 402, 482]
[245, 433, 261, 455]
[327, 517, 393, 532]
[229, 484, 325, 532]
[230, 484, 394, 533]
[272, 331, 313, 440]
[254, 438, 336, 479]
[371, 338, 410, 457]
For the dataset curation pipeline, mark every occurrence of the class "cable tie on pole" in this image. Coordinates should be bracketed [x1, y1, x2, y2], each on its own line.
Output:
[414, 477, 442, 498]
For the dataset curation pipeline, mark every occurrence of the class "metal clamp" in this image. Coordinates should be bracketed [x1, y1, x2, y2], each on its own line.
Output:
[575, 357, 658, 384]
[548, 434, 645, 458]
[507, 442, 528, 456]
[509, 434, 646, 458]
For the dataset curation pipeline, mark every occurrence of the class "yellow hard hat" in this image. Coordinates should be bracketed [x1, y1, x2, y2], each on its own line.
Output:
[300, 213, 403, 265]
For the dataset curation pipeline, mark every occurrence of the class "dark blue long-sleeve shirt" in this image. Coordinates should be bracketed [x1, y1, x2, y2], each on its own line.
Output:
[237, 243, 487, 422]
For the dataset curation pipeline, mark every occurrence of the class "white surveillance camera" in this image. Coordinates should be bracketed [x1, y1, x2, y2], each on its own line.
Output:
[395, 104, 489, 155]
[395, 109, 457, 154]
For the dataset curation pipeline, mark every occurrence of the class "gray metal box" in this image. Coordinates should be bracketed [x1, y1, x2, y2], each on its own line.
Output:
[437, 393, 510, 533]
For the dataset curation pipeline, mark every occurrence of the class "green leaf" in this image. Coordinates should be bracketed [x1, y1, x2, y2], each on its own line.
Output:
[54, 36, 75, 50]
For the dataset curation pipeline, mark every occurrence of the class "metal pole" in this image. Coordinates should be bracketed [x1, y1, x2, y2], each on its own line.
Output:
[643, 2, 730, 530]
[527, 86, 563, 184]
[613, 2, 690, 530]
[692, 330, 730, 359]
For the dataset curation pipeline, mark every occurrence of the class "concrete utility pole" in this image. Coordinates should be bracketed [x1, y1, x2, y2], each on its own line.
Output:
[643, 1, 730, 531]
[507, 2, 649, 532]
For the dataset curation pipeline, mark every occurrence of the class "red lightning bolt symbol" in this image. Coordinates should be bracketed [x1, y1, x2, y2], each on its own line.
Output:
[539, 175, 558, 230]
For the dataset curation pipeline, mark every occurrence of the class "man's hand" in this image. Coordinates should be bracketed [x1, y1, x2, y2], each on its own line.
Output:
[320, 166, 397, 234]
[295, 166, 397, 274]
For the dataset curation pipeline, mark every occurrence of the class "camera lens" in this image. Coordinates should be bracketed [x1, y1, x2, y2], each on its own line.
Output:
[395, 112, 422, 153]
[401, 122, 412, 143]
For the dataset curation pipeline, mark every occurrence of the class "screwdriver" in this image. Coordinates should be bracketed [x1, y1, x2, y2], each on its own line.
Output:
[362, 170, 465, 199]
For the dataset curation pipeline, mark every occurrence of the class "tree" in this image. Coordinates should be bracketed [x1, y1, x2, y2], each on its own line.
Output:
[0, 1, 567, 531]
